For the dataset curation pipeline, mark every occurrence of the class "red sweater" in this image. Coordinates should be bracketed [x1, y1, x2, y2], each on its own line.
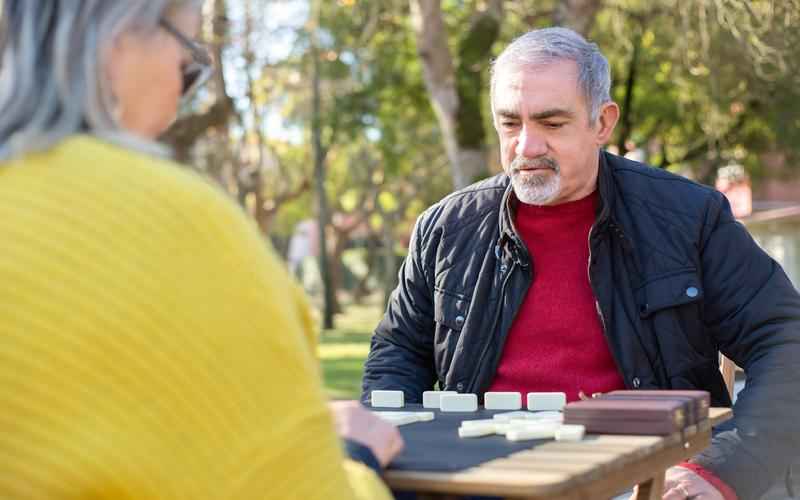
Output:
[488, 190, 625, 400]
[486, 190, 737, 500]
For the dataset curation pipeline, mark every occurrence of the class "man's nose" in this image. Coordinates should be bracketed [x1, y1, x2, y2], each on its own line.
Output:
[515, 126, 547, 158]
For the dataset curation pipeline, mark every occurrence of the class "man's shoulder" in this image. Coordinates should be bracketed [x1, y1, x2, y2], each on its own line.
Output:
[419, 173, 507, 228]
[606, 152, 725, 219]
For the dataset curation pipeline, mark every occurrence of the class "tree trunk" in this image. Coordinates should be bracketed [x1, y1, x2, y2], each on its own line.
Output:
[311, 2, 335, 330]
[328, 229, 350, 316]
[382, 214, 399, 308]
[353, 233, 380, 303]
[552, 0, 603, 36]
[410, 0, 503, 190]
[616, 29, 642, 156]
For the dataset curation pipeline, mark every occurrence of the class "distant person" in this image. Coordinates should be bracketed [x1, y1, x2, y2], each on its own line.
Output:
[362, 27, 800, 500]
[0, 1, 401, 499]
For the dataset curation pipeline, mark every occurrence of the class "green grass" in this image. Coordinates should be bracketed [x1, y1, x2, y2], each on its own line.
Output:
[318, 299, 383, 399]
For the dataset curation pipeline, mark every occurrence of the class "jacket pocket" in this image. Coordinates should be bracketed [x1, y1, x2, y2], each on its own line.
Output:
[433, 287, 470, 332]
[432, 288, 472, 386]
[635, 268, 713, 377]
[636, 268, 703, 318]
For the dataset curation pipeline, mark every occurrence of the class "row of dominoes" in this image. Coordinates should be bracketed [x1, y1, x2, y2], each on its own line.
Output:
[458, 419, 586, 442]
[370, 390, 567, 412]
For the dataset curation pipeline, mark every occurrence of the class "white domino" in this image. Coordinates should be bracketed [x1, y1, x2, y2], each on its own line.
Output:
[372, 410, 434, 425]
[510, 420, 560, 432]
[493, 411, 533, 422]
[528, 410, 563, 422]
[493, 422, 512, 435]
[507, 425, 559, 441]
[458, 425, 496, 438]
[527, 392, 566, 411]
[440, 393, 478, 412]
[414, 411, 435, 422]
[484, 392, 522, 410]
[555, 424, 585, 442]
[460, 419, 497, 428]
[422, 390, 457, 409]
[371, 390, 404, 408]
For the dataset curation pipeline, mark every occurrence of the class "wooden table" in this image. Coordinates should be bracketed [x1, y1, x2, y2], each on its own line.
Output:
[385, 407, 733, 500]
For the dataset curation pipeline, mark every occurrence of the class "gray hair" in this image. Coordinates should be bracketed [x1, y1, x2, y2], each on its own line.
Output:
[490, 27, 612, 123]
[0, 0, 203, 162]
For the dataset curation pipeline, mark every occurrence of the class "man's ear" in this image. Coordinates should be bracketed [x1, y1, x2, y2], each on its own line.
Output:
[594, 101, 620, 146]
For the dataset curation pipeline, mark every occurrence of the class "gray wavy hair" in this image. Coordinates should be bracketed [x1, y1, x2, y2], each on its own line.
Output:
[490, 27, 612, 123]
[0, 0, 203, 162]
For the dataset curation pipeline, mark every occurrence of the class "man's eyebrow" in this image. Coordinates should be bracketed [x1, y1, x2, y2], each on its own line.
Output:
[529, 108, 575, 120]
[496, 109, 520, 120]
[495, 108, 576, 121]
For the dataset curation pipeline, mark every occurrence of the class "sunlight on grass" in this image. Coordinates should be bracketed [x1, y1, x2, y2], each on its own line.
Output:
[316, 295, 383, 399]
[318, 343, 370, 359]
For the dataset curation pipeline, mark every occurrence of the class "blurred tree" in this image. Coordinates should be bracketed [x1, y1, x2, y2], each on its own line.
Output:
[595, 0, 800, 183]
[553, 0, 604, 35]
[163, 0, 311, 238]
[163, 0, 800, 318]
[410, 0, 504, 189]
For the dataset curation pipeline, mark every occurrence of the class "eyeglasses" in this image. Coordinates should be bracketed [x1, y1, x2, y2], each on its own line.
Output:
[159, 19, 213, 97]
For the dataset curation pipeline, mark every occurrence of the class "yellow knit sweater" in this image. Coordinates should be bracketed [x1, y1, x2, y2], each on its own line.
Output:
[0, 136, 392, 500]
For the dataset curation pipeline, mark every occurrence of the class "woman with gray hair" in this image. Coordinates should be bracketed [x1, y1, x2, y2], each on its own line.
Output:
[0, 1, 400, 499]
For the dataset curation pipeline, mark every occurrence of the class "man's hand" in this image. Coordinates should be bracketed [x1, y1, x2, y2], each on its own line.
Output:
[328, 400, 405, 468]
[630, 466, 724, 499]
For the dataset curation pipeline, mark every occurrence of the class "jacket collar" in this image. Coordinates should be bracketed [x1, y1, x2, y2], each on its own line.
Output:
[595, 150, 616, 231]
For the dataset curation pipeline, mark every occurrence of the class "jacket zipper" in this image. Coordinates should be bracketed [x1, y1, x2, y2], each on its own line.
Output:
[587, 223, 628, 385]
[466, 258, 516, 393]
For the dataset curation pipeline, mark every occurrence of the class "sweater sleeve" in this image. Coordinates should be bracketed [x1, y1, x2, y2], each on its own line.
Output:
[0, 146, 393, 500]
[139, 176, 396, 500]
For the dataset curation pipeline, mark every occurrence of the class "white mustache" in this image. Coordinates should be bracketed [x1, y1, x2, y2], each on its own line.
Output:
[510, 156, 559, 173]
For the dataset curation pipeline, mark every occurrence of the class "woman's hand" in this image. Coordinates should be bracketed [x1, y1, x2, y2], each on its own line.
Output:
[329, 400, 405, 468]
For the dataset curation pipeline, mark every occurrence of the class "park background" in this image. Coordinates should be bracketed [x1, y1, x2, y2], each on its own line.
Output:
[167, 0, 800, 399]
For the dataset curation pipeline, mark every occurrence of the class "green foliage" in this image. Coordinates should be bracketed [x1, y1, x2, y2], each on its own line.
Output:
[590, 0, 800, 180]
[190, 0, 799, 271]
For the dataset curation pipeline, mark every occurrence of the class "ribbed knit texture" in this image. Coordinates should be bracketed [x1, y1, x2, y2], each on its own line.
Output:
[0, 136, 391, 500]
[489, 191, 626, 401]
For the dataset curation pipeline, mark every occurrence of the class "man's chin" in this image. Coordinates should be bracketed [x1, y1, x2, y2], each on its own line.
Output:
[511, 178, 560, 205]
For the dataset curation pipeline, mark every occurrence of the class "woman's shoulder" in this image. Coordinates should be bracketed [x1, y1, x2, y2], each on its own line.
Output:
[1, 134, 266, 268]
[67, 135, 233, 208]
[14, 135, 251, 233]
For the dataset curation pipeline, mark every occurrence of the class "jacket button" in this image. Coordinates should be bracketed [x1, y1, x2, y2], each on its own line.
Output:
[454, 315, 465, 327]
[632, 377, 641, 388]
[500, 264, 508, 273]
[686, 286, 699, 298]
[456, 382, 464, 391]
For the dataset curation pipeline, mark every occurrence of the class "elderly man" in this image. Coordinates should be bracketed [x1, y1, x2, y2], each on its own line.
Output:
[362, 27, 800, 499]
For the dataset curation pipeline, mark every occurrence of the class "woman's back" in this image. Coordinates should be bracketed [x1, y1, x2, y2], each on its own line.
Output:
[0, 136, 390, 500]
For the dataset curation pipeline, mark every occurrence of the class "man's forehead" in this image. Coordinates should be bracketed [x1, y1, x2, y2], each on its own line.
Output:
[492, 62, 582, 114]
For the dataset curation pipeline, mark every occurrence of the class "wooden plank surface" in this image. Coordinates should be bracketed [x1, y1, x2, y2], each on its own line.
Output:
[709, 406, 733, 426]
[386, 407, 733, 499]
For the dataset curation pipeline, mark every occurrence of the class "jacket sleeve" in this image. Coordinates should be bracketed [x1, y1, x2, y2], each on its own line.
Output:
[361, 212, 438, 403]
[690, 193, 800, 500]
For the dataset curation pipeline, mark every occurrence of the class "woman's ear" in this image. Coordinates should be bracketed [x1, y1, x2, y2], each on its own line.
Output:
[594, 102, 620, 146]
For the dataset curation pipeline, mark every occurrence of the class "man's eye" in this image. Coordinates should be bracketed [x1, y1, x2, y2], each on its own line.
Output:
[501, 122, 519, 128]
[544, 122, 565, 129]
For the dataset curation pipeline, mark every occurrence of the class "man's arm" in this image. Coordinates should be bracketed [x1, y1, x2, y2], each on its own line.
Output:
[362, 214, 438, 403]
[691, 193, 800, 500]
